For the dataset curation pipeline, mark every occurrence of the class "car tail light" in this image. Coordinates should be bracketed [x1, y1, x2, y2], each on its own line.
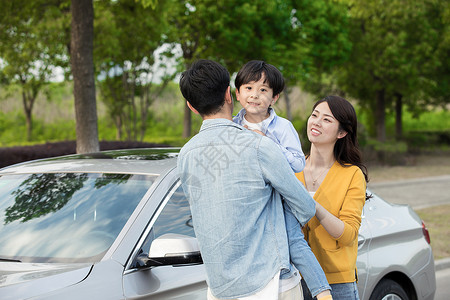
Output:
[422, 221, 431, 244]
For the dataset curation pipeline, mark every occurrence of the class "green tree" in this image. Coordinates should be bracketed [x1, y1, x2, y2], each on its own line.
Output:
[0, 1, 68, 141]
[166, 0, 310, 136]
[278, 0, 351, 119]
[165, 0, 352, 136]
[94, 0, 174, 141]
[381, 0, 448, 139]
[419, 0, 450, 110]
[336, 0, 447, 141]
[0, 0, 101, 152]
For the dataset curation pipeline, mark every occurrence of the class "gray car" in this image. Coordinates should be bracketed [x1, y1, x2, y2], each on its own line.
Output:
[0, 148, 436, 299]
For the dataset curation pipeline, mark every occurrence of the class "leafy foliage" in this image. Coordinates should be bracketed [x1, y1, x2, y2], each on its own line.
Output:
[0, 0, 448, 145]
[0, 0, 69, 140]
[6, 173, 88, 224]
[335, 0, 449, 140]
[94, 0, 175, 141]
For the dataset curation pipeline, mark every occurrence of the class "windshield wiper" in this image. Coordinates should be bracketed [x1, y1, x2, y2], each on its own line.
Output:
[0, 258, 22, 262]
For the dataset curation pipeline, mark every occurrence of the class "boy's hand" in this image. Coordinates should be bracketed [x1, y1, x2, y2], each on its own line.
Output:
[252, 129, 265, 136]
[243, 125, 265, 136]
[316, 290, 332, 299]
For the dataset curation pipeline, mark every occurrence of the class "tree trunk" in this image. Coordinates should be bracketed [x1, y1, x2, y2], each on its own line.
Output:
[183, 103, 192, 138]
[139, 86, 150, 142]
[21, 82, 39, 141]
[22, 91, 34, 142]
[114, 114, 123, 140]
[71, 0, 99, 154]
[182, 58, 193, 139]
[24, 105, 33, 142]
[130, 70, 137, 141]
[395, 93, 403, 139]
[375, 89, 386, 142]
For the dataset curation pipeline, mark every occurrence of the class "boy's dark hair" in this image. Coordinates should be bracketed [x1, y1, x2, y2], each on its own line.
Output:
[179, 59, 230, 116]
[235, 60, 285, 96]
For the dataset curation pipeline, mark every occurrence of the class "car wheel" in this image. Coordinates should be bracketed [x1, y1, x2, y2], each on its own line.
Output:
[369, 279, 409, 300]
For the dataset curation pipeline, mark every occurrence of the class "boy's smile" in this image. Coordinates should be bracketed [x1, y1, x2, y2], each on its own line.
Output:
[235, 73, 279, 123]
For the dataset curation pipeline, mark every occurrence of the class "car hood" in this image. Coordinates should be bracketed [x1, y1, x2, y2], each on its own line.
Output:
[0, 262, 92, 299]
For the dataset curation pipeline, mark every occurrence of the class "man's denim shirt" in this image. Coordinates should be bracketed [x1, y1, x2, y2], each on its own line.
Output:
[177, 119, 315, 298]
[233, 108, 306, 172]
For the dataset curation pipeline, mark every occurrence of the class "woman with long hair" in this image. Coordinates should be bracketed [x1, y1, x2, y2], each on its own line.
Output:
[297, 95, 370, 299]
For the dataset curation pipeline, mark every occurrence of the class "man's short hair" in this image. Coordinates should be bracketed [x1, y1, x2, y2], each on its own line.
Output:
[235, 60, 285, 96]
[179, 59, 230, 116]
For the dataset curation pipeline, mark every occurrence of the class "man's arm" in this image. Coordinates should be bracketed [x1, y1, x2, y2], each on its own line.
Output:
[258, 136, 315, 226]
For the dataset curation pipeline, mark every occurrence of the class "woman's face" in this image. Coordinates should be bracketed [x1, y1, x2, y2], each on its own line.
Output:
[307, 102, 346, 145]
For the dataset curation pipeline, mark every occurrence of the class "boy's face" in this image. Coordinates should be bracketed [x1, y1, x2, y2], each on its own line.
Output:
[235, 73, 279, 123]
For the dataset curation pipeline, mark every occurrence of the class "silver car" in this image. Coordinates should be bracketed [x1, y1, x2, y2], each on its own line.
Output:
[0, 148, 436, 299]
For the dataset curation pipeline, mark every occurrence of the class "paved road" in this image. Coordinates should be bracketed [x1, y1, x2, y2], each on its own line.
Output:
[435, 259, 450, 300]
[368, 175, 450, 209]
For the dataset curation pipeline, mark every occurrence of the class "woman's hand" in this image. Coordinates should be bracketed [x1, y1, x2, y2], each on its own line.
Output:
[315, 201, 345, 239]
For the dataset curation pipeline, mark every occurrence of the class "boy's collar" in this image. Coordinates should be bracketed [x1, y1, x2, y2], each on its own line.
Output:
[235, 107, 276, 122]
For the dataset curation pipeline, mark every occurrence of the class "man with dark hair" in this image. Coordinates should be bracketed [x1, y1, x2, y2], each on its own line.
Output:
[178, 59, 316, 300]
[179, 59, 231, 116]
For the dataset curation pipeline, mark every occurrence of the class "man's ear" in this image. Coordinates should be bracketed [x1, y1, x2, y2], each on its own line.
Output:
[225, 86, 233, 104]
[271, 94, 280, 105]
[187, 101, 200, 115]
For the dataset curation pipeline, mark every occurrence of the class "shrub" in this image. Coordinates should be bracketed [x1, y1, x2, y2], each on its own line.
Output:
[405, 130, 450, 151]
[364, 139, 409, 165]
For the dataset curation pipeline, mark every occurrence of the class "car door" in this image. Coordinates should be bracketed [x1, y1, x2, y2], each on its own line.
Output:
[122, 181, 207, 299]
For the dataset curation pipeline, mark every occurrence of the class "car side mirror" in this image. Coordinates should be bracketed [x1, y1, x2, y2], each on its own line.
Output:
[136, 233, 203, 268]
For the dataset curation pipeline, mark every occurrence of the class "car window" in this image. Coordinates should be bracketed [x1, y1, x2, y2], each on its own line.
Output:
[152, 183, 195, 238]
[0, 173, 156, 263]
[138, 183, 195, 257]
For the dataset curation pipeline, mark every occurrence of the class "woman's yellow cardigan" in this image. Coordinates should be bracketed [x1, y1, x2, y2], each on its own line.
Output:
[296, 162, 366, 284]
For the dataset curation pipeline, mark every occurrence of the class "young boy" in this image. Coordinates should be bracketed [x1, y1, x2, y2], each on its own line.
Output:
[233, 61, 305, 173]
[233, 60, 332, 299]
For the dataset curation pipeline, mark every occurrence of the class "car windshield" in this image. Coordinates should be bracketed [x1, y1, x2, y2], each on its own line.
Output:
[0, 172, 156, 263]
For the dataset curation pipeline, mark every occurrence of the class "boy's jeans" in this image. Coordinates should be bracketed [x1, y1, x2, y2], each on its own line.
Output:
[302, 281, 359, 300]
[284, 202, 331, 297]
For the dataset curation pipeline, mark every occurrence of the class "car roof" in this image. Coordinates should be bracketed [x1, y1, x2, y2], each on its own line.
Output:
[0, 148, 180, 176]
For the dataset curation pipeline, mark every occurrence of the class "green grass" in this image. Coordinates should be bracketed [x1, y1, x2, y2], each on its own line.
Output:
[416, 204, 450, 260]
[355, 106, 450, 138]
[395, 109, 450, 132]
[1, 81, 449, 149]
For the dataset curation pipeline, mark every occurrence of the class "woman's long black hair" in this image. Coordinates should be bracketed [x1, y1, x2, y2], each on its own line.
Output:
[313, 95, 371, 199]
